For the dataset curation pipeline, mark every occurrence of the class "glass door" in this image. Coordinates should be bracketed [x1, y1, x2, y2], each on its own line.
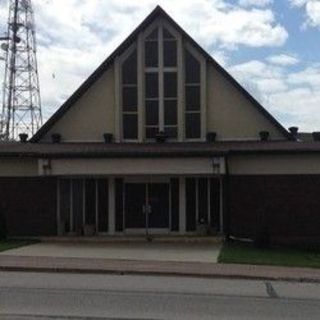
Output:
[147, 183, 170, 230]
[124, 181, 170, 233]
[124, 183, 146, 229]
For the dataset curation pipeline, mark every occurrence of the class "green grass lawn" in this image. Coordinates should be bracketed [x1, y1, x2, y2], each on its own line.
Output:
[0, 240, 37, 253]
[218, 241, 320, 269]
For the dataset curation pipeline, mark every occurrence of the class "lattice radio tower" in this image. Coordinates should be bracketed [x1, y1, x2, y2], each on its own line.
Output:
[0, 0, 42, 140]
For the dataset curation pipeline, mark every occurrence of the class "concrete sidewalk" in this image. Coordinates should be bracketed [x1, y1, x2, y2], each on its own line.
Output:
[0, 241, 221, 263]
[0, 254, 320, 283]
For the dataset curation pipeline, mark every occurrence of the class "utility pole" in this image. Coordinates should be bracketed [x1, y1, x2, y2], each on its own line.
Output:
[0, 0, 42, 141]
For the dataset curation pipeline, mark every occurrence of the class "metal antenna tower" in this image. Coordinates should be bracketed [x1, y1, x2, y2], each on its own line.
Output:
[0, 0, 42, 140]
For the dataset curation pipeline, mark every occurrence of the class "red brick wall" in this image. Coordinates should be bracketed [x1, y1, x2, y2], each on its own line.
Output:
[228, 175, 320, 244]
[0, 178, 57, 237]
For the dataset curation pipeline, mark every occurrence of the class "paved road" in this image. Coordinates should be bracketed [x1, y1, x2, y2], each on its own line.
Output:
[0, 272, 320, 319]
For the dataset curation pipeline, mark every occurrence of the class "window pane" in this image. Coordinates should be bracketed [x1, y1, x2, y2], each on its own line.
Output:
[164, 41, 177, 67]
[185, 50, 200, 83]
[123, 114, 138, 139]
[85, 179, 96, 226]
[186, 113, 201, 139]
[60, 180, 71, 233]
[198, 178, 208, 224]
[145, 41, 158, 67]
[122, 87, 137, 111]
[72, 179, 83, 233]
[165, 126, 178, 139]
[186, 178, 196, 231]
[186, 85, 200, 111]
[145, 73, 159, 98]
[146, 126, 159, 139]
[164, 72, 177, 98]
[146, 100, 159, 126]
[122, 50, 137, 85]
[146, 28, 158, 40]
[98, 179, 108, 233]
[164, 100, 177, 125]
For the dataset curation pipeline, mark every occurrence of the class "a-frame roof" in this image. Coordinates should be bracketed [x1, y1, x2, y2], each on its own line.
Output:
[31, 5, 291, 142]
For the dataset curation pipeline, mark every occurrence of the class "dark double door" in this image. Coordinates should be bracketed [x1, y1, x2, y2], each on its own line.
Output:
[124, 183, 169, 231]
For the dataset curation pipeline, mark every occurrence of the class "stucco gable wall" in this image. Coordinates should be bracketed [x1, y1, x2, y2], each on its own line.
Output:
[207, 62, 286, 140]
[41, 66, 115, 142]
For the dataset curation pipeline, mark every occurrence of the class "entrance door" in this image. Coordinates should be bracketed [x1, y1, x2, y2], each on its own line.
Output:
[124, 183, 146, 229]
[148, 183, 169, 229]
[124, 182, 169, 233]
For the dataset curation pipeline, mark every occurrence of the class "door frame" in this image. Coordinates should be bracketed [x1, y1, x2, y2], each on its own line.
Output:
[123, 177, 171, 234]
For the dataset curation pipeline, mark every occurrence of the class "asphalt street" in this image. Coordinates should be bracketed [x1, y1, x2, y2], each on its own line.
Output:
[0, 271, 319, 319]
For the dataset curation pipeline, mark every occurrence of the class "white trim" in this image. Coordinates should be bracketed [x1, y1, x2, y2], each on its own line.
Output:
[108, 177, 116, 235]
[179, 177, 186, 234]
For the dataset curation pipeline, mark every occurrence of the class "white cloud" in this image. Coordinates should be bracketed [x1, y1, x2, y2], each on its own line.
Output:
[179, 5, 288, 49]
[287, 65, 320, 88]
[267, 54, 300, 66]
[290, 0, 320, 28]
[229, 59, 320, 131]
[239, 0, 273, 7]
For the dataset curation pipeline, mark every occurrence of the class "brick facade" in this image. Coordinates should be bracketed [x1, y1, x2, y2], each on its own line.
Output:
[228, 175, 320, 244]
[0, 178, 57, 237]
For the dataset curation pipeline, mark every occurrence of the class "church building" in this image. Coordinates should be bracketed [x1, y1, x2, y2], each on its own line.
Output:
[0, 6, 319, 244]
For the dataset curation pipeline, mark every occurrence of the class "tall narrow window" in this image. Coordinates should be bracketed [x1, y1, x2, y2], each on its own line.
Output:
[122, 49, 138, 140]
[164, 72, 177, 137]
[145, 28, 159, 139]
[144, 27, 178, 140]
[185, 50, 201, 139]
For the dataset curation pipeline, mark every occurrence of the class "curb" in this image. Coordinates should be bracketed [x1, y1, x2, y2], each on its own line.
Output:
[0, 263, 320, 283]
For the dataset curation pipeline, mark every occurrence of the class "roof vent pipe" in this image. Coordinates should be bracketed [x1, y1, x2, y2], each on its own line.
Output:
[207, 132, 217, 142]
[288, 126, 299, 140]
[312, 132, 320, 141]
[19, 133, 28, 143]
[259, 131, 269, 141]
[51, 133, 61, 143]
[103, 133, 113, 143]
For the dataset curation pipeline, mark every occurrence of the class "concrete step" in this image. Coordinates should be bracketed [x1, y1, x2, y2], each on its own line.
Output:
[36, 235, 224, 244]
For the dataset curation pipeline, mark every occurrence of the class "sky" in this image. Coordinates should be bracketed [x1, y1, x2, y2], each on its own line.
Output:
[0, 0, 319, 132]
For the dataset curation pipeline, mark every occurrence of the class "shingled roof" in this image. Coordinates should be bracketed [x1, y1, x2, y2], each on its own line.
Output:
[30, 6, 291, 142]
